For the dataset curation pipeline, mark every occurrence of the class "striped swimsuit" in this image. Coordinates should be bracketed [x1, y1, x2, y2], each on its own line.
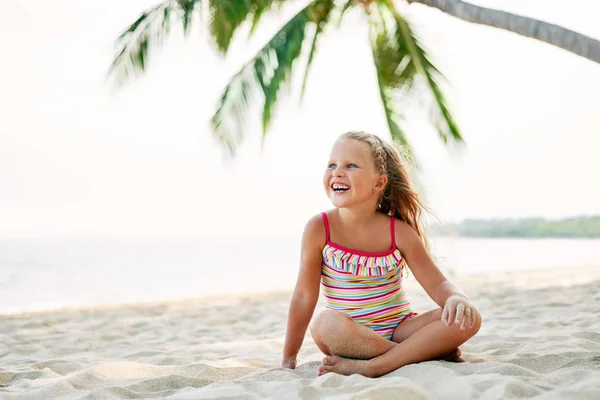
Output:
[320, 212, 417, 340]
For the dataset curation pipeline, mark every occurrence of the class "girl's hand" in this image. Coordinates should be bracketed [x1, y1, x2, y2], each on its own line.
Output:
[281, 355, 297, 369]
[442, 295, 478, 330]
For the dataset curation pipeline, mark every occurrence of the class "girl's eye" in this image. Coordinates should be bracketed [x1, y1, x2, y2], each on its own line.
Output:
[328, 163, 336, 169]
[348, 163, 358, 168]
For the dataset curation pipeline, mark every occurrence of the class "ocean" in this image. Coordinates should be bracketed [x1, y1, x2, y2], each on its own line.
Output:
[1, 237, 599, 315]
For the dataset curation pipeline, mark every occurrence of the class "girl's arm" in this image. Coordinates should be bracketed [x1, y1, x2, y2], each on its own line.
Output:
[396, 221, 478, 329]
[281, 214, 325, 368]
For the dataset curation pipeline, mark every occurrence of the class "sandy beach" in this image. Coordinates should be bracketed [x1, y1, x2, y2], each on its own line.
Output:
[2, 266, 600, 399]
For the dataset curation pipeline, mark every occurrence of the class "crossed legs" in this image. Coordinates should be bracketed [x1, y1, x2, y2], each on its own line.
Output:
[309, 308, 481, 377]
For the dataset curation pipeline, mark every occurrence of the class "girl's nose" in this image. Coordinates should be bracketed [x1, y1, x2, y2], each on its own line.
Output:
[333, 168, 344, 177]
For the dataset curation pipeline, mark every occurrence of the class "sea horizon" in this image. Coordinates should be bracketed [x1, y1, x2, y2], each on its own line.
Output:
[1, 236, 599, 316]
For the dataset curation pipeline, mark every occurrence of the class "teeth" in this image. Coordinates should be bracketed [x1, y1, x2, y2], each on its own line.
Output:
[332, 183, 350, 192]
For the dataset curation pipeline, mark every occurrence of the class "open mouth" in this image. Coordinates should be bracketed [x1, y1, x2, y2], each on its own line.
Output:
[331, 183, 350, 193]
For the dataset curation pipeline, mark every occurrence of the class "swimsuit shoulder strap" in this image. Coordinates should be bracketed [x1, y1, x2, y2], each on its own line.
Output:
[390, 216, 396, 249]
[321, 212, 331, 242]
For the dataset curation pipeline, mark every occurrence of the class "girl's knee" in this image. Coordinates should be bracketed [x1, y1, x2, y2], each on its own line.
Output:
[310, 310, 347, 338]
[310, 310, 353, 343]
[448, 308, 482, 338]
[466, 308, 482, 335]
[310, 310, 349, 355]
[471, 308, 483, 334]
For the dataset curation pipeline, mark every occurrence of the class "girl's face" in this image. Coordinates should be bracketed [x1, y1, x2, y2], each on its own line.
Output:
[323, 139, 387, 209]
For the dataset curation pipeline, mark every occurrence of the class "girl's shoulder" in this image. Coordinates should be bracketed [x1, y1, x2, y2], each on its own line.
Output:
[305, 211, 330, 229]
[392, 217, 424, 252]
[301, 212, 328, 249]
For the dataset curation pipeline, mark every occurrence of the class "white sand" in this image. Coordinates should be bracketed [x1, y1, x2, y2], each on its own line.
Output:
[2, 266, 600, 399]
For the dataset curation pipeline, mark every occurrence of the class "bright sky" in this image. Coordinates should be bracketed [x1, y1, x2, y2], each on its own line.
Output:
[1, 0, 599, 239]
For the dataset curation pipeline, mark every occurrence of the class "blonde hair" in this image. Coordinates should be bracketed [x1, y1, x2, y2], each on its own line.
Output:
[337, 131, 432, 252]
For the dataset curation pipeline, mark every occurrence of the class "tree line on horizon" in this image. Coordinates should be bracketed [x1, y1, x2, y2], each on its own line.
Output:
[430, 215, 600, 238]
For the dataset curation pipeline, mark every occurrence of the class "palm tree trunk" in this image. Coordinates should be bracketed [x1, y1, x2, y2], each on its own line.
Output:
[407, 0, 600, 64]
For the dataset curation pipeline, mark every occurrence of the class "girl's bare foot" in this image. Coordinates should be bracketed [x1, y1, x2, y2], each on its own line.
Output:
[317, 356, 372, 377]
[318, 348, 464, 377]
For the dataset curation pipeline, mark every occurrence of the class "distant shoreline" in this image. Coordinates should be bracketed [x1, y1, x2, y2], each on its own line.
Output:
[429, 215, 600, 238]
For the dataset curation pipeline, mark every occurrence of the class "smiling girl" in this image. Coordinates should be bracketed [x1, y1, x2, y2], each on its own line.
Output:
[281, 131, 482, 377]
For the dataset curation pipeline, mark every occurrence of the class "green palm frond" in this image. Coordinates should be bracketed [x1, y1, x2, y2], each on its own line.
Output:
[208, 0, 291, 53]
[108, 0, 199, 86]
[370, 13, 415, 160]
[373, 57, 417, 163]
[337, 0, 355, 27]
[381, 2, 462, 145]
[211, 0, 336, 153]
[178, 0, 198, 35]
[299, 1, 339, 102]
[248, 1, 288, 36]
[109, 0, 297, 85]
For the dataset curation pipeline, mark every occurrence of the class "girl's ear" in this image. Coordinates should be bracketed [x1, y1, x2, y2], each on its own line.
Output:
[375, 174, 388, 193]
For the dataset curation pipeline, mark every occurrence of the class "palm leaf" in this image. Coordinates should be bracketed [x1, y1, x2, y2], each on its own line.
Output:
[377, 77, 419, 163]
[211, 0, 335, 153]
[299, 1, 338, 102]
[178, 0, 198, 35]
[109, 0, 290, 85]
[208, 0, 292, 53]
[369, 9, 417, 165]
[337, 0, 355, 27]
[248, 1, 288, 36]
[382, 2, 463, 144]
[108, 0, 199, 86]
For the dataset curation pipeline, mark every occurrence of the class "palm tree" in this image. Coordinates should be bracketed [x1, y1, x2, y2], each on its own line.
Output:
[108, 0, 599, 161]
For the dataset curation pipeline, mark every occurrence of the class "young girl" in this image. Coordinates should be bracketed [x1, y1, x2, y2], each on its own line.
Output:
[281, 131, 482, 378]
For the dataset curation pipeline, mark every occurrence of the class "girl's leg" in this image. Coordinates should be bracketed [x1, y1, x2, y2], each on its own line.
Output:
[309, 309, 395, 360]
[392, 308, 463, 361]
[391, 308, 445, 343]
[319, 308, 482, 377]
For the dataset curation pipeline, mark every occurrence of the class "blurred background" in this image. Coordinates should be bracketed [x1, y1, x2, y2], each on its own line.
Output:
[1, 0, 599, 314]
